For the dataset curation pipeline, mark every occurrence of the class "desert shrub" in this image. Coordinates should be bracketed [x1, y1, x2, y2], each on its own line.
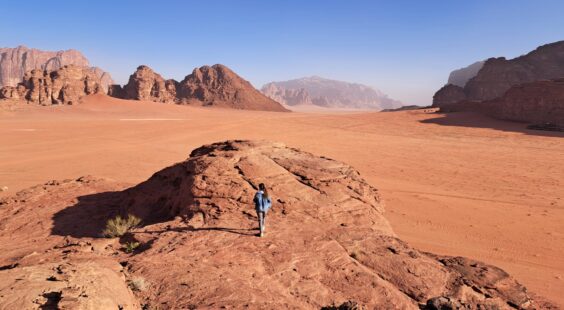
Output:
[128, 277, 148, 291]
[103, 214, 141, 238]
[123, 241, 140, 253]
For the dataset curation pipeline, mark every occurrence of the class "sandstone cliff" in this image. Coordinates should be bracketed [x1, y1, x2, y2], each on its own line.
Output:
[0, 65, 106, 105]
[433, 41, 564, 125]
[261, 76, 402, 110]
[0, 46, 113, 93]
[434, 40, 564, 107]
[447, 60, 485, 87]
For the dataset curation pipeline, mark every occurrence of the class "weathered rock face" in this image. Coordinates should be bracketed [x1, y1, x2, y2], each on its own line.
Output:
[432, 84, 467, 107]
[261, 76, 402, 110]
[176, 64, 288, 111]
[0, 141, 553, 309]
[465, 41, 564, 101]
[0, 46, 113, 93]
[120, 65, 177, 103]
[447, 60, 485, 87]
[261, 83, 313, 106]
[486, 79, 564, 125]
[433, 41, 564, 125]
[0, 65, 106, 105]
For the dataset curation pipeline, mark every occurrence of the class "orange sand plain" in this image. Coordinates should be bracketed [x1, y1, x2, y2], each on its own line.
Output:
[1, 94, 563, 306]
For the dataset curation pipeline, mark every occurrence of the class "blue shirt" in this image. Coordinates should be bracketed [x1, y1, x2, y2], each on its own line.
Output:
[254, 190, 272, 212]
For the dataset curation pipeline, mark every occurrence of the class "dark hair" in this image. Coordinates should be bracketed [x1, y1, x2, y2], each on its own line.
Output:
[259, 183, 269, 198]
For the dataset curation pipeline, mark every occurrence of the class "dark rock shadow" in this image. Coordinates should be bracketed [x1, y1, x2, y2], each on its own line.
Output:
[51, 190, 124, 238]
[420, 111, 564, 137]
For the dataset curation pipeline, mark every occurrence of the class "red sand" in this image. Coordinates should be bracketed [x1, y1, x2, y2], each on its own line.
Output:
[1, 94, 563, 306]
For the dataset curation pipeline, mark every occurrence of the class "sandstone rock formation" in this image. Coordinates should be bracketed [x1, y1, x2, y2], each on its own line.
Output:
[111, 64, 288, 111]
[447, 60, 485, 87]
[0, 140, 552, 309]
[433, 41, 564, 125]
[176, 64, 287, 111]
[0, 46, 113, 93]
[0, 65, 106, 105]
[261, 76, 402, 110]
[432, 84, 468, 107]
[118, 65, 177, 103]
[440, 79, 564, 126]
[434, 40, 564, 107]
[489, 78, 564, 125]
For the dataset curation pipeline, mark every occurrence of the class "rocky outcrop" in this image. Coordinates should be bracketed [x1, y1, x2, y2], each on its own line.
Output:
[118, 65, 177, 103]
[434, 41, 564, 107]
[464, 41, 564, 101]
[0, 65, 106, 105]
[447, 60, 485, 87]
[261, 76, 402, 110]
[112, 64, 288, 111]
[0, 140, 554, 308]
[489, 79, 564, 125]
[176, 64, 288, 111]
[0, 46, 113, 93]
[432, 84, 468, 107]
[433, 41, 564, 125]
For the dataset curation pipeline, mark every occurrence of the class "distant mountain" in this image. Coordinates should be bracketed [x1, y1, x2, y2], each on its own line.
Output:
[447, 61, 485, 87]
[261, 76, 402, 110]
[0, 46, 113, 93]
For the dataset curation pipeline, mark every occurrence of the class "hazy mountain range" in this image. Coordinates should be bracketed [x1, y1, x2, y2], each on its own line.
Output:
[261, 76, 402, 110]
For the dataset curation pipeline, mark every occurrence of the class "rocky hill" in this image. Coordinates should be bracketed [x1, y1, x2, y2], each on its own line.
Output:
[111, 64, 288, 112]
[0, 65, 107, 105]
[433, 41, 564, 126]
[434, 41, 564, 107]
[0, 140, 553, 309]
[447, 60, 485, 87]
[261, 76, 402, 110]
[0, 46, 113, 93]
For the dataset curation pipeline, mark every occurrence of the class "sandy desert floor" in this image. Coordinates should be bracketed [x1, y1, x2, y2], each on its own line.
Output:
[1, 94, 563, 306]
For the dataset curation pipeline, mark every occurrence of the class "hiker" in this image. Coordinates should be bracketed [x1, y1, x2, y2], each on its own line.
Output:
[253, 183, 272, 237]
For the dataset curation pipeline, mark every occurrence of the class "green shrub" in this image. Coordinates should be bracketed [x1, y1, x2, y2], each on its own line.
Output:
[103, 214, 141, 238]
[123, 241, 140, 253]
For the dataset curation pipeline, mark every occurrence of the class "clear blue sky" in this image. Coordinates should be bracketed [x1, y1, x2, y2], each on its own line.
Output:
[1, 0, 563, 105]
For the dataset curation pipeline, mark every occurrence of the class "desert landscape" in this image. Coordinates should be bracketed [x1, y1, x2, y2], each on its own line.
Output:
[1, 93, 562, 308]
[1, 1, 564, 309]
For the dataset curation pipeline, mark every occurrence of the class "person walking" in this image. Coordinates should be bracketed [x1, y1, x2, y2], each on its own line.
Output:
[253, 183, 272, 237]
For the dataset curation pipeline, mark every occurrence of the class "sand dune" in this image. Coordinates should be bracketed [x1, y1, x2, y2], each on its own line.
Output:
[0, 94, 563, 306]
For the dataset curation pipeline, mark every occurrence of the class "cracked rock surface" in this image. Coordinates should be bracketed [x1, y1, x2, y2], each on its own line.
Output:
[0, 140, 555, 309]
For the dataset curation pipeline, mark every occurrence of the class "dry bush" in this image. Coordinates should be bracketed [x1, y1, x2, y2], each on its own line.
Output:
[103, 214, 141, 238]
[128, 277, 148, 291]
